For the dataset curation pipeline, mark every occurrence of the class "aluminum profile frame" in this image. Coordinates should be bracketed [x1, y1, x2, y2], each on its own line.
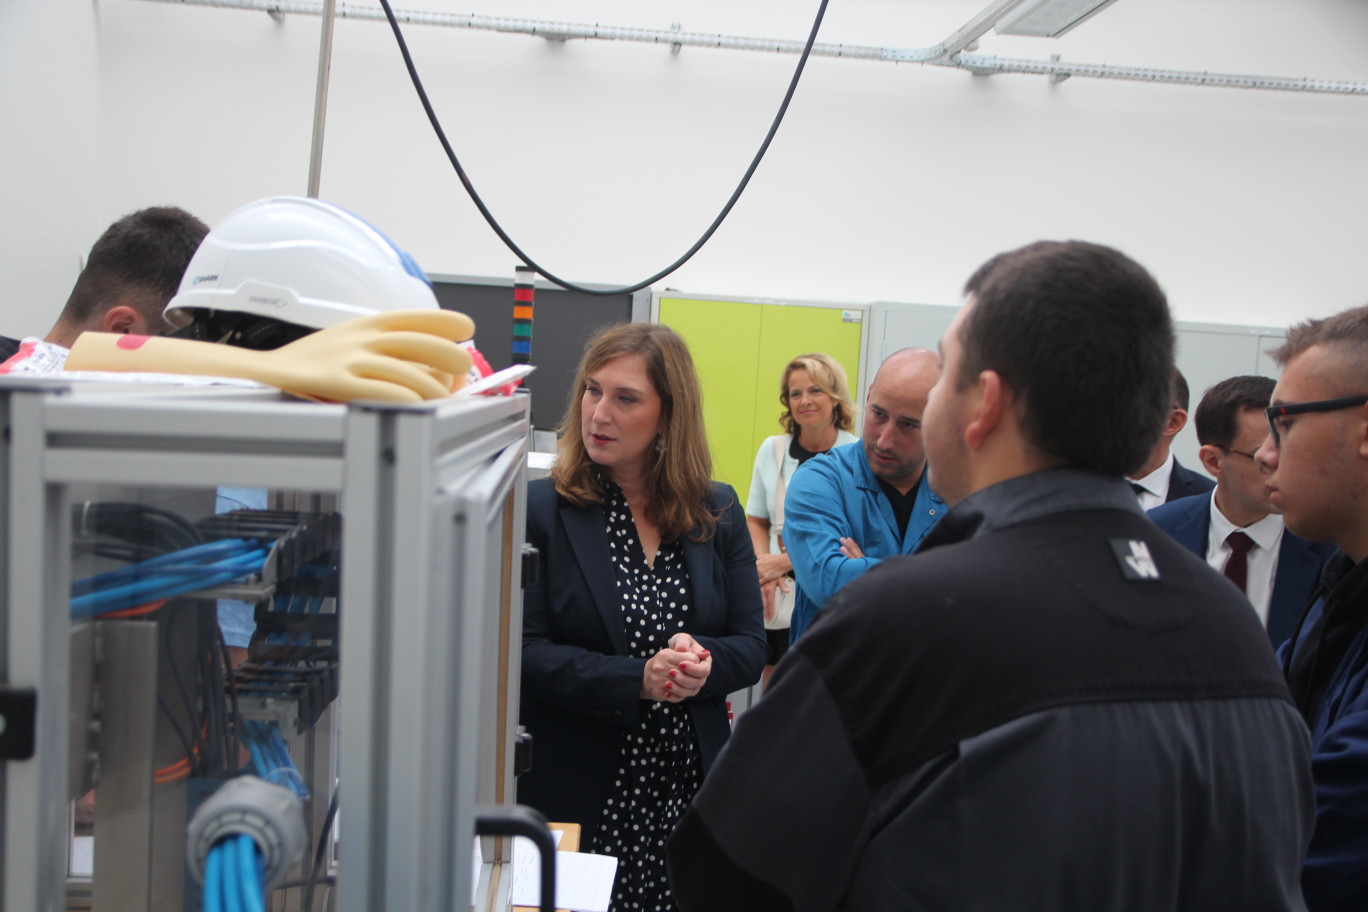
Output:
[0, 381, 530, 912]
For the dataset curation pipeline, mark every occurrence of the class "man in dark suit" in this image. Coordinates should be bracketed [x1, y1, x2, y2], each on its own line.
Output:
[1150, 375, 1333, 648]
[1128, 368, 1216, 508]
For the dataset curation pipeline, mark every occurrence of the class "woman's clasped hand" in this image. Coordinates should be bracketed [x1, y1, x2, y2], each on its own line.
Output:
[641, 632, 712, 702]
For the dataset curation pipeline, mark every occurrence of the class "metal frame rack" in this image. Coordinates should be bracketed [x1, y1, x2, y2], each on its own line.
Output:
[0, 378, 532, 912]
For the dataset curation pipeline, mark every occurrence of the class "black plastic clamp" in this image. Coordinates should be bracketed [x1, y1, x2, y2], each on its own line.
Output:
[0, 688, 38, 760]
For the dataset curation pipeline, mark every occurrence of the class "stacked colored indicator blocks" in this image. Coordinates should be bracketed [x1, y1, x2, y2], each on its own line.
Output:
[513, 265, 535, 364]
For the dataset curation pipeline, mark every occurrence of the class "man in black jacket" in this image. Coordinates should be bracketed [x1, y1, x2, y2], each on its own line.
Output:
[667, 241, 1314, 912]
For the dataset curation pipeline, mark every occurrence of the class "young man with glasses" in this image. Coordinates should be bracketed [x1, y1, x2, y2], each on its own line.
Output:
[1149, 374, 1334, 648]
[1255, 306, 1368, 912]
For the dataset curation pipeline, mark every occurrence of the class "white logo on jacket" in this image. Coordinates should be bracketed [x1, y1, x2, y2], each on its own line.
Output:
[1124, 541, 1160, 579]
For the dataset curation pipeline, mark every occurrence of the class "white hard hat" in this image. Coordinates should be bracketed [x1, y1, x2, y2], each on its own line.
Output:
[165, 196, 438, 333]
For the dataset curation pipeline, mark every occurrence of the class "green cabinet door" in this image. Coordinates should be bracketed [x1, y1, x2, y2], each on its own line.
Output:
[659, 297, 862, 507]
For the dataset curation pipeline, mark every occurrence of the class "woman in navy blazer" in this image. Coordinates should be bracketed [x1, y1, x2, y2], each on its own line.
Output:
[520, 323, 765, 910]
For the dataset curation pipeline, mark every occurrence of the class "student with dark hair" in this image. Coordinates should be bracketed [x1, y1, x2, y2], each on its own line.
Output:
[1256, 305, 1368, 911]
[1150, 375, 1333, 647]
[1128, 367, 1216, 506]
[1196, 374, 1278, 444]
[1, 206, 208, 373]
[668, 241, 1313, 912]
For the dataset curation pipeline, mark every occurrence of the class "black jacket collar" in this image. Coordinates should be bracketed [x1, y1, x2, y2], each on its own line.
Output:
[919, 468, 1142, 553]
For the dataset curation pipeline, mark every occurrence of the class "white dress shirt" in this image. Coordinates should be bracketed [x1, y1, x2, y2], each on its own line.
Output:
[1205, 494, 1284, 628]
[1128, 453, 1174, 512]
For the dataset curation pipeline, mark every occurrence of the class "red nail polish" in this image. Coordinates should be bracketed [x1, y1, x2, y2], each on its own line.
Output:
[668, 669, 677, 677]
[664, 682, 672, 690]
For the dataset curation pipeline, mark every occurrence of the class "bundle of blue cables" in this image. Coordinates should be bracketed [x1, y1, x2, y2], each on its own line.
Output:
[70, 538, 269, 619]
[266, 589, 326, 645]
[241, 720, 309, 800]
[203, 832, 266, 912]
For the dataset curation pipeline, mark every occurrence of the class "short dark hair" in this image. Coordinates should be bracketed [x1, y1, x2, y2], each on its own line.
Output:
[960, 240, 1174, 476]
[1270, 306, 1368, 394]
[1171, 368, 1191, 412]
[1193, 375, 1276, 447]
[60, 206, 209, 334]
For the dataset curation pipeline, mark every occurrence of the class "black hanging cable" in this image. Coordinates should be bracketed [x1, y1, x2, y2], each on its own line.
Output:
[216, 623, 242, 776]
[157, 692, 200, 777]
[303, 785, 341, 912]
[378, 0, 830, 296]
[166, 608, 210, 775]
[199, 619, 228, 776]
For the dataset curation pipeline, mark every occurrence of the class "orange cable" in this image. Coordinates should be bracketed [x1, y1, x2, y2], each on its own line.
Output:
[102, 598, 170, 620]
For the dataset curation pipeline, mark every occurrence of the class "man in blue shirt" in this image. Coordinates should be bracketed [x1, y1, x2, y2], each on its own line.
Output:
[783, 348, 944, 640]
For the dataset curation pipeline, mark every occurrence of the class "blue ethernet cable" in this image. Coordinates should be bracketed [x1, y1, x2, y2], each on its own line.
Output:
[237, 833, 266, 912]
[73, 555, 265, 610]
[203, 839, 224, 912]
[242, 720, 308, 799]
[72, 539, 258, 596]
[243, 728, 271, 779]
[221, 837, 243, 912]
[267, 728, 293, 770]
[86, 546, 263, 599]
[270, 734, 308, 797]
[190, 779, 305, 912]
[71, 546, 268, 618]
[71, 543, 265, 609]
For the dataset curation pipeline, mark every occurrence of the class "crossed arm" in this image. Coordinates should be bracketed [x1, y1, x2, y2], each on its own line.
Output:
[782, 463, 878, 611]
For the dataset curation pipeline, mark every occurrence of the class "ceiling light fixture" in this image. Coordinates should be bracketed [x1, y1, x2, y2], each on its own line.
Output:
[995, 0, 1123, 38]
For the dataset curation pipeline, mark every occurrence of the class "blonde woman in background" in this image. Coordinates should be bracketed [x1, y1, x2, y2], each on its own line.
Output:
[745, 353, 857, 689]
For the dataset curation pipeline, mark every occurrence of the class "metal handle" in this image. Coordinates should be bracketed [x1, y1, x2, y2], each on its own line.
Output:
[474, 803, 556, 912]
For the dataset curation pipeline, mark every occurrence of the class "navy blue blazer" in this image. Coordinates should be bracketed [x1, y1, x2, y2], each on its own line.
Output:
[1165, 458, 1216, 503]
[1148, 492, 1334, 648]
[518, 477, 766, 836]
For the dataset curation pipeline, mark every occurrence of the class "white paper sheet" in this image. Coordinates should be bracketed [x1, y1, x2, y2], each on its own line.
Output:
[70, 835, 94, 878]
[453, 363, 536, 398]
[511, 835, 617, 912]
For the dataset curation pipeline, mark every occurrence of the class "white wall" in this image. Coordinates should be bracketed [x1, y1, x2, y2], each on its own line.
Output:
[0, 0, 103, 340]
[3, 0, 1367, 339]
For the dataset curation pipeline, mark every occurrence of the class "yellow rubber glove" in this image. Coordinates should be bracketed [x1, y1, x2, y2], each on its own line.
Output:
[64, 310, 477, 404]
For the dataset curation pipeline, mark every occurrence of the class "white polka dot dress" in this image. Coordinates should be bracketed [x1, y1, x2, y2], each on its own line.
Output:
[590, 481, 702, 912]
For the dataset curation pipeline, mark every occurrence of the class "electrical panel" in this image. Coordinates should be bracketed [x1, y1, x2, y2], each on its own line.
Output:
[0, 380, 535, 912]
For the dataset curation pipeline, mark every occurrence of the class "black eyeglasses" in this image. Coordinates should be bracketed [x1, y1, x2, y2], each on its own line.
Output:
[1216, 444, 1259, 461]
[1264, 396, 1368, 447]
